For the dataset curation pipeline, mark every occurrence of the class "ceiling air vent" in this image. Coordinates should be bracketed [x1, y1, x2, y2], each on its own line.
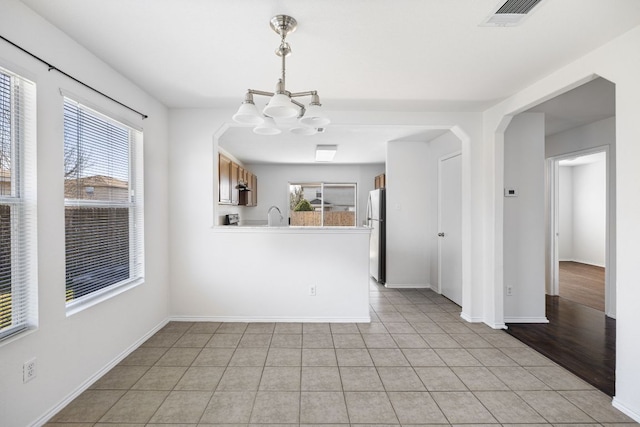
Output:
[480, 0, 545, 27]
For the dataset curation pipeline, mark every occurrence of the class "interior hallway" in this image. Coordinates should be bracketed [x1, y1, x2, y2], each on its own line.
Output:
[44, 284, 633, 425]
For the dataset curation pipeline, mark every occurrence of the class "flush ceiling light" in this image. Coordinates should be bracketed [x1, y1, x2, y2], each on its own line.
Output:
[315, 145, 337, 162]
[232, 15, 330, 134]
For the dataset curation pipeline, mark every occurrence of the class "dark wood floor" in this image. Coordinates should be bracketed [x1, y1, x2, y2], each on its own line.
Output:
[559, 261, 605, 311]
[506, 295, 616, 396]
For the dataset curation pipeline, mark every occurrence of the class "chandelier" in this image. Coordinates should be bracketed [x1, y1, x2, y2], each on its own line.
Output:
[232, 15, 330, 136]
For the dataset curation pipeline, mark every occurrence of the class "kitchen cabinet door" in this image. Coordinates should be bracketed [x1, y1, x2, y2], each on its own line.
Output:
[231, 162, 239, 205]
[252, 174, 258, 206]
[238, 167, 245, 186]
[246, 173, 254, 206]
[218, 154, 232, 204]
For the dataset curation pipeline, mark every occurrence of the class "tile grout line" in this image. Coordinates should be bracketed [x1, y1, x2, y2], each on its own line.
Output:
[142, 323, 192, 424]
[47, 285, 628, 425]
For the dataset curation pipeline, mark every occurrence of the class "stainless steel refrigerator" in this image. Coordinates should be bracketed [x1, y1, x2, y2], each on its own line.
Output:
[367, 188, 386, 283]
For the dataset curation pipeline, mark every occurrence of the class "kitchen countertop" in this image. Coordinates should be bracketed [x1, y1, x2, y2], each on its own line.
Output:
[212, 225, 371, 234]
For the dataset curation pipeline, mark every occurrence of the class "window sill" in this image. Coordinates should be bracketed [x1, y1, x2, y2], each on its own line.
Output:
[66, 278, 144, 317]
[0, 325, 38, 348]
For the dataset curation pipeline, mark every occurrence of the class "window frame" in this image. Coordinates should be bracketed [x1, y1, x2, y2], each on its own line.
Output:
[0, 66, 37, 343]
[63, 96, 144, 315]
[288, 182, 357, 227]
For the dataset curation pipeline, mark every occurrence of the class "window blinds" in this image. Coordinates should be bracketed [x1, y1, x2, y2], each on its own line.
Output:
[0, 67, 37, 341]
[63, 98, 143, 307]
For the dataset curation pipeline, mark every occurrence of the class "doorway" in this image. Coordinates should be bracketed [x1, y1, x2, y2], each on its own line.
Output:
[504, 77, 616, 395]
[438, 152, 462, 306]
[549, 150, 608, 313]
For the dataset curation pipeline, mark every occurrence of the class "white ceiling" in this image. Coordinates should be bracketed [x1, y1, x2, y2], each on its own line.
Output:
[18, 0, 639, 163]
[527, 78, 615, 136]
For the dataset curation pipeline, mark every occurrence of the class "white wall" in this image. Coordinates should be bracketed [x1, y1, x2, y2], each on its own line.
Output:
[172, 228, 370, 321]
[546, 117, 616, 158]
[241, 163, 383, 227]
[0, 2, 170, 426]
[427, 132, 462, 289]
[559, 156, 607, 266]
[386, 140, 430, 287]
[483, 26, 640, 419]
[559, 167, 574, 260]
[385, 133, 463, 291]
[503, 113, 547, 322]
[573, 159, 606, 266]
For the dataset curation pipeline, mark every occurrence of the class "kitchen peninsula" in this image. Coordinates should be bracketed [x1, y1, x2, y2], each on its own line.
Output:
[204, 148, 381, 323]
[204, 225, 371, 322]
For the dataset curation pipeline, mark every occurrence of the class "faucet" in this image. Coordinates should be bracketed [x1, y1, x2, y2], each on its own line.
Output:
[267, 205, 284, 227]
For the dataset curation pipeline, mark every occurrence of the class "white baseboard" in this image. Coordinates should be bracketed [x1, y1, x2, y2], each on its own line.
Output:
[504, 316, 549, 324]
[561, 258, 605, 268]
[384, 283, 431, 289]
[612, 397, 640, 423]
[459, 313, 507, 329]
[169, 315, 372, 323]
[489, 322, 508, 329]
[460, 312, 482, 323]
[33, 318, 169, 427]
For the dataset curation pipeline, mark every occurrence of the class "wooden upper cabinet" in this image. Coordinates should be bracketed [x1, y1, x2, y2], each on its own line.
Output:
[231, 162, 239, 205]
[219, 154, 232, 204]
[218, 152, 258, 206]
[249, 173, 257, 206]
[374, 173, 386, 189]
[252, 175, 258, 206]
[245, 173, 254, 206]
[238, 167, 245, 186]
[239, 172, 256, 206]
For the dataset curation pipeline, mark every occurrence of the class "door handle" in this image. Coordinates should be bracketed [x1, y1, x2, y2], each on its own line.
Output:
[438, 232, 445, 237]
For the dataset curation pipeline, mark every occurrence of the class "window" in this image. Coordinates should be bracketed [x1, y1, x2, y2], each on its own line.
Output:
[63, 98, 143, 311]
[289, 182, 356, 226]
[0, 67, 37, 342]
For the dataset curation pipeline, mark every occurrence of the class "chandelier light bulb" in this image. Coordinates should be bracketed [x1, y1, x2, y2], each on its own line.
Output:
[232, 101, 264, 125]
[263, 93, 298, 118]
[299, 103, 330, 127]
[253, 117, 282, 135]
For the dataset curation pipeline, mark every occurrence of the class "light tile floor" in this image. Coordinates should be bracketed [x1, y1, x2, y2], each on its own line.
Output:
[46, 282, 638, 426]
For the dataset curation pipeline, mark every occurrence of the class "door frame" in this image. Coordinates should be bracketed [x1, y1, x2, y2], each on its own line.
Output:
[437, 150, 462, 299]
[546, 145, 612, 316]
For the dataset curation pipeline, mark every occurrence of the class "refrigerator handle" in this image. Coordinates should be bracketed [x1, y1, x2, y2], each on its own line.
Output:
[366, 193, 373, 221]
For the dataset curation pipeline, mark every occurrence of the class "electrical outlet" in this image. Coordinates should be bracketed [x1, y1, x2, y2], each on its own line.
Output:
[506, 286, 513, 296]
[309, 285, 316, 296]
[23, 358, 37, 383]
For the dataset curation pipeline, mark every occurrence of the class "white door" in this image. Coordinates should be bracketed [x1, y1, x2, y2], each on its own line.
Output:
[438, 153, 462, 306]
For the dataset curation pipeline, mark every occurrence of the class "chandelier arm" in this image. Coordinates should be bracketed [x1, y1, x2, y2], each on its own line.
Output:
[290, 98, 306, 118]
[289, 91, 318, 98]
[247, 89, 275, 97]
